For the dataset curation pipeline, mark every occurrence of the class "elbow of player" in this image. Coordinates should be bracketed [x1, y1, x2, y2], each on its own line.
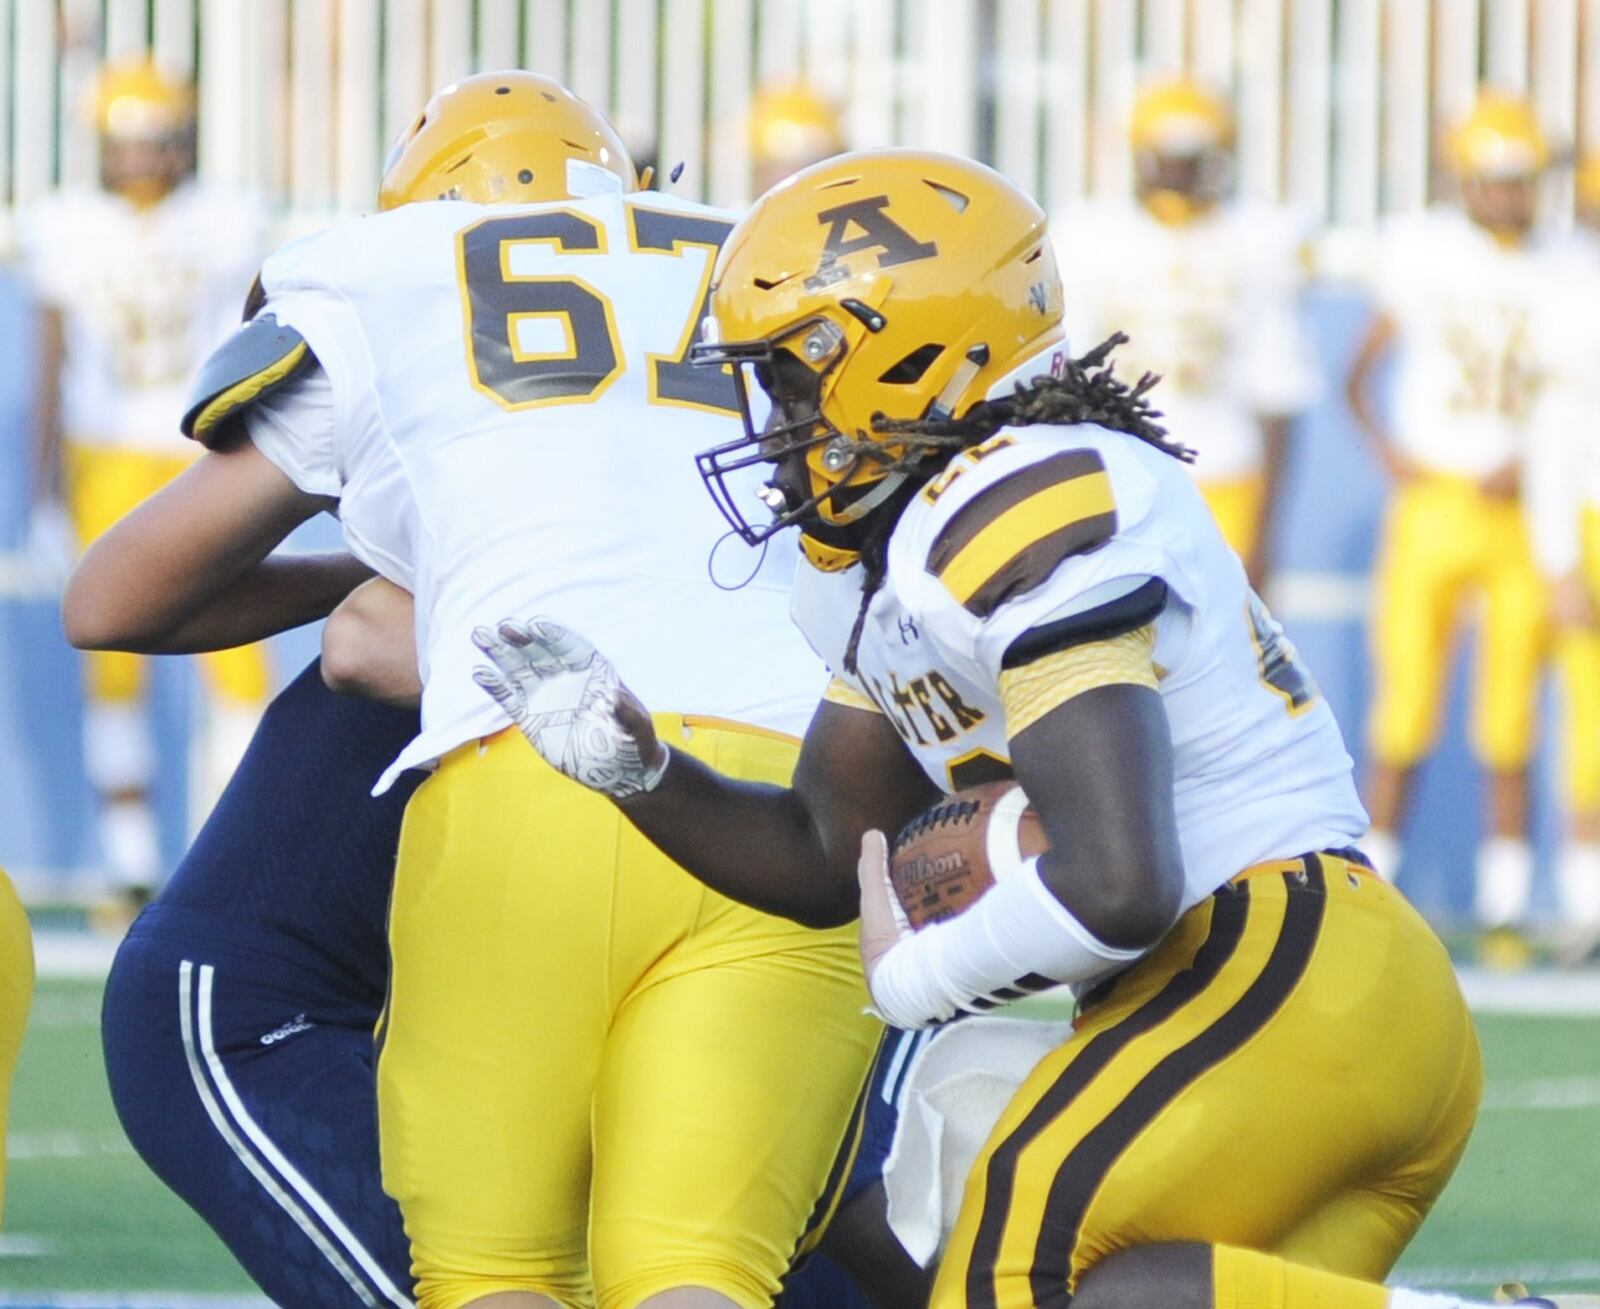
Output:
[61, 560, 154, 652]
[1051, 847, 1185, 951]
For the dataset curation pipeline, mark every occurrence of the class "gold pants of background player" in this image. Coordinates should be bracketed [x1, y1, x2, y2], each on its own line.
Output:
[933, 852, 1481, 1309]
[378, 719, 880, 1309]
[1367, 474, 1546, 771]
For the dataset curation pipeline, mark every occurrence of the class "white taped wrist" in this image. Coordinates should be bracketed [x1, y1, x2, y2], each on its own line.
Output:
[868, 857, 1147, 1030]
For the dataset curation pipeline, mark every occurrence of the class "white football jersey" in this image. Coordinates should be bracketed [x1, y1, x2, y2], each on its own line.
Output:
[1371, 207, 1568, 478]
[1051, 201, 1320, 481]
[236, 192, 827, 791]
[792, 423, 1367, 912]
[17, 181, 264, 453]
[1523, 231, 1600, 574]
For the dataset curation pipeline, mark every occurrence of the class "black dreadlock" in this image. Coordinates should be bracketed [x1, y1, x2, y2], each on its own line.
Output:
[875, 332, 1193, 462]
[840, 333, 1191, 674]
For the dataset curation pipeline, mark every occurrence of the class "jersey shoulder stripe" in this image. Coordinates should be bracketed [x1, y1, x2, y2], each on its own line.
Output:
[925, 448, 1117, 617]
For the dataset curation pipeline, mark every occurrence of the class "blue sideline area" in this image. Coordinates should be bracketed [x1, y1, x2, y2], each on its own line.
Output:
[0, 267, 1568, 921]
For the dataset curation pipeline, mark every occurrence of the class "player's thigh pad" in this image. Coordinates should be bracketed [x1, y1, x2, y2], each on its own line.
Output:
[932, 853, 1481, 1309]
[0, 870, 34, 1224]
[380, 736, 619, 1308]
[585, 717, 878, 1308]
[1367, 477, 1483, 767]
[1469, 497, 1547, 770]
[102, 914, 412, 1308]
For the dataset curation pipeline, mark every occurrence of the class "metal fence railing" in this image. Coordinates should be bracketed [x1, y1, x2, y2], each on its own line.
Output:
[3, 1, 1600, 230]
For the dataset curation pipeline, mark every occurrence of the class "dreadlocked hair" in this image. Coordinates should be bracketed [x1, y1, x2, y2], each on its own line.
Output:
[839, 334, 1192, 674]
[841, 478, 921, 676]
[874, 332, 1195, 464]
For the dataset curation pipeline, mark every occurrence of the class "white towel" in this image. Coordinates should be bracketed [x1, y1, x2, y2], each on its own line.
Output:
[883, 1015, 1075, 1266]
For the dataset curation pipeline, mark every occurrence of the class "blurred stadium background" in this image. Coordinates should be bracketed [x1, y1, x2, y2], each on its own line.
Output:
[10, 0, 1600, 916]
[1, 0, 1599, 1303]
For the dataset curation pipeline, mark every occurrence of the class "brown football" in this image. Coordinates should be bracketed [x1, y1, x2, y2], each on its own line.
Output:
[888, 780, 1050, 930]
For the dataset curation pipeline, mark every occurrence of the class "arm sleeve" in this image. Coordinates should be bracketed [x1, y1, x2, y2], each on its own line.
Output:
[998, 625, 1159, 737]
[243, 363, 341, 499]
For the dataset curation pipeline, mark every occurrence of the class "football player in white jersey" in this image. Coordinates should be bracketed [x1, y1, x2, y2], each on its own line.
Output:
[16, 57, 269, 909]
[1522, 202, 1600, 956]
[1346, 91, 1560, 956]
[475, 150, 1513, 1309]
[1052, 78, 1320, 589]
[62, 72, 880, 1309]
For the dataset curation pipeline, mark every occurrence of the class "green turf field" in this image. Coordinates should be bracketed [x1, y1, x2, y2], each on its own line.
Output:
[1, 975, 1597, 1306]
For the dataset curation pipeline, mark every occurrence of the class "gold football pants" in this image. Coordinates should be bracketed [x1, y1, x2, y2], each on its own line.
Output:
[378, 720, 880, 1309]
[1555, 508, 1600, 811]
[932, 852, 1481, 1308]
[0, 868, 35, 1225]
[64, 443, 270, 706]
[1367, 474, 1546, 770]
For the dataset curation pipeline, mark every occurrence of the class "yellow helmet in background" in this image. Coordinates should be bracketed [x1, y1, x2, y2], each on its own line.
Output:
[94, 58, 194, 140]
[749, 82, 845, 190]
[692, 149, 1063, 544]
[1130, 78, 1234, 157]
[1130, 78, 1234, 223]
[1446, 91, 1549, 179]
[378, 71, 638, 210]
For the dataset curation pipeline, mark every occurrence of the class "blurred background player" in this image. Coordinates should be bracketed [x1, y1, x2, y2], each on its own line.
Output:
[13, 58, 269, 918]
[1347, 91, 1557, 961]
[1523, 158, 1600, 961]
[748, 81, 845, 196]
[1051, 77, 1320, 590]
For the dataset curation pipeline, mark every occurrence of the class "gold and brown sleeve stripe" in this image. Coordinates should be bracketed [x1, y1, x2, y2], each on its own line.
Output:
[926, 450, 1118, 617]
[998, 624, 1158, 736]
[822, 675, 883, 714]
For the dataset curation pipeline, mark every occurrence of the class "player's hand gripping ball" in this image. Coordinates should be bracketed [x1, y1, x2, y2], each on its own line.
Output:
[888, 781, 1050, 930]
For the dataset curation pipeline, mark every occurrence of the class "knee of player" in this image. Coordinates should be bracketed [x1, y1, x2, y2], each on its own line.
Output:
[1072, 1243, 1214, 1309]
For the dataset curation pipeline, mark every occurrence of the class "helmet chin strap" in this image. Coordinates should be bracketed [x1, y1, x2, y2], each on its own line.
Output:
[831, 470, 908, 524]
[927, 345, 988, 421]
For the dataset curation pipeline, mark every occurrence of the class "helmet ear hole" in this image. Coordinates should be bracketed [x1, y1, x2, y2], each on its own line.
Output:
[878, 343, 944, 385]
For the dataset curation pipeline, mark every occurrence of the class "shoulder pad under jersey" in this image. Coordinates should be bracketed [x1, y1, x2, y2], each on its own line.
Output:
[181, 312, 314, 448]
[924, 447, 1117, 618]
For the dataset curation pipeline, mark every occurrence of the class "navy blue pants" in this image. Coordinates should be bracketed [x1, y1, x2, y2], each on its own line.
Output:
[103, 904, 415, 1308]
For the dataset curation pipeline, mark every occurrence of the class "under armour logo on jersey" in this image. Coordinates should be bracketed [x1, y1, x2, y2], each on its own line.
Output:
[898, 616, 921, 645]
[807, 197, 938, 290]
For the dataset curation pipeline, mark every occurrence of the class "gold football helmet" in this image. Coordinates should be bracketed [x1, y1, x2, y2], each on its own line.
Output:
[1130, 78, 1234, 223]
[379, 71, 638, 210]
[691, 149, 1064, 545]
[93, 58, 196, 206]
[749, 82, 845, 193]
[1446, 91, 1549, 179]
[94, 58, 194, 139]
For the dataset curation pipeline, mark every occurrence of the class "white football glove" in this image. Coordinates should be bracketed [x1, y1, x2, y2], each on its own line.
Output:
[472, 616, 669, 800]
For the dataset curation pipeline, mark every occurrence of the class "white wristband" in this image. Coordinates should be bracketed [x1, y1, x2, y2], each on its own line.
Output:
[868, 856, 1148, 1030]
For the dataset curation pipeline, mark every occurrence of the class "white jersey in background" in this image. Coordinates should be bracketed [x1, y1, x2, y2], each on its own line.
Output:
[18, 181, 265, 451]
[1050, 201, 1320, 482]
[1525, 232, 1600, 577]
[793, 423, 1368, 913]
[1370, 206, 1566, 480]
[232, 192, 826, 790]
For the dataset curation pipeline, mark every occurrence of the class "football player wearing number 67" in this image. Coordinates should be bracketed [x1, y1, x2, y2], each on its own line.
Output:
[470, 152, 1537, 1309]
[62, 71, 882, 1309]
